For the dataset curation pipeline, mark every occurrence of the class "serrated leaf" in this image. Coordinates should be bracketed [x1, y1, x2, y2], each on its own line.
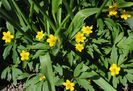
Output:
[6, 21, 14, 34]
[3, 44, 13, 59]
[126, 74, 133, 83]
[17, 73, 29, 80]
[32, 50, 46, 59]
[111, 46, 118, 64]
[112, 76, 119, 88]
[77, 79, 94, 91]
[1, 67, 9, 79]
[74, 62, 83, 77]
[114, 32, 124, 44]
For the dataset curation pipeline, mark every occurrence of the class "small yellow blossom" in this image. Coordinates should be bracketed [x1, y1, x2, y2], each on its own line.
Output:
[20, 50, 30, 61]
[108, 3, 118, 16]
[88, 79, 91, 84]
[2, 31, 14, 43]
[121, 10, 131, 20]
[75, 32, 86, 43]
[109, 64, 120, 76]
[39, 75, 46, 81]
[36, 31, 45, 40]
[75, 43, 84, 52]
[82, 26, 93, 35]
[63, 80, 75, 91]
[46, 34, 57, 47]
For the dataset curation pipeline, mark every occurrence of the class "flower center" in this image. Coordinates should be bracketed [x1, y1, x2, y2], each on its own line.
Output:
[66, 84, 71, 88]
[112, 68, 116, 73]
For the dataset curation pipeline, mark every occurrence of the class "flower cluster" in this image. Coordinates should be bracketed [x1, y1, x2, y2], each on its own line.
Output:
[75, 25, 93, 52]
[108, 3, 131, 20]
[108, 3, 118, 17]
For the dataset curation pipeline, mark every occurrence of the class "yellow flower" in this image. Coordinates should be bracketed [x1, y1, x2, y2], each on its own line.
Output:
[108, 3, 118, 16]
[109, 64, 120, 76]
[75, 43, 84, 52]
[2, 31, 14, 43]
[88, 79, 91, 84]
[63, 80, 75, 91]
[36, 31, 45, 40]
[82, 26, 93, 35]
[39, 75, 46, 81]
[121, 10, 131, 20]
[46, 34, 57, 47]
[75, 32, 86, 43]
[20, 50, 30, 61]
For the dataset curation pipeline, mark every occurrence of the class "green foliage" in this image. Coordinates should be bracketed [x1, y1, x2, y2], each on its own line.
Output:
[1, 0, 133, 91]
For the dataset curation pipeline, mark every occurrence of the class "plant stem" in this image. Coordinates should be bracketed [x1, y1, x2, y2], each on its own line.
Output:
[95, 0, 108, 18]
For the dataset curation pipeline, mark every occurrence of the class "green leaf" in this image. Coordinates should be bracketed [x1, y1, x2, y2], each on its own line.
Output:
[2, 0, 11, 11]
[32, 50, 46, 59]
[111, 46, 118, 64]
[7, 67, 11, 81]
[124, 69, 133, 74]
[35, 81, 43, 91]
[87, 45, 94, 58]
[12, 43, 20, 64]
[112, 76, 119, 88]
[79, 72, 97, 79]
[54, 76, 64, 86]
[65, 8, 99, 39]
[42, 81, 49, 91]
[52, 0, 62, 14]
[27, 43, 49, 50]
[6, 21, 15, 34]
[119, 76, 127, 86]
[126, 73, 133, 83]
[54, 64, 63, 76]
[39, 53, 55, 91]
[97, 18, 104, 30]
[77, 79, 94, 91]
[25, 75, 39, 87]
[1, 67, 9, 79]
[126, 17, 133, 30]
[17, 73, 30, 80]
[118, 2, 133, 8]
[3, 44, 13, 59]
[67, 51, 74, 66]
[74, 62, 83, 77]
[114, 32, 124, 44]
[0, 2, 2, 7]
[12, 67, 22, 85]
[118, 54, 126, 66]
[92, 71, 116, 91]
